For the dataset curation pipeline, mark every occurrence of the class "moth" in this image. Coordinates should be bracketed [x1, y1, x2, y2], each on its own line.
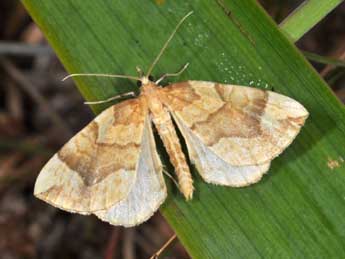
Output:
[34, 12, 308, 227]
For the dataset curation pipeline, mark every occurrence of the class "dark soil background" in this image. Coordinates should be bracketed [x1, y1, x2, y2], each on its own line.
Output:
[0, 1, 344, 259]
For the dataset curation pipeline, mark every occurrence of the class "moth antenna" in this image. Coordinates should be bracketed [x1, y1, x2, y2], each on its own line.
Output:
[145, 11, 193, 77]
[62, 73, 141, 82]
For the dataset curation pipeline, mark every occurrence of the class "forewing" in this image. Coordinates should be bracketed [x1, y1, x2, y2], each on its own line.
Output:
[161, 81, 308, 166]
[34, 98, 147, 213]
[95, 116, 167, 227]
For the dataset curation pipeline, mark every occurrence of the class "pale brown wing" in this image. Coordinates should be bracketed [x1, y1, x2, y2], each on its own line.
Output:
[34, 97, 148, 213]
[161, 81, 308, 167]
[173, 113, 270, 186]
[95, 117, 167, 227]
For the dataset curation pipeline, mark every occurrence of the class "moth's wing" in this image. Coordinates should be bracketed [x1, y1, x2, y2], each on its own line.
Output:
[95, 117, 167, 227]
[161, 81, 308, 167]
[173, 114, 270, 186]
[34, 98, 148, 213]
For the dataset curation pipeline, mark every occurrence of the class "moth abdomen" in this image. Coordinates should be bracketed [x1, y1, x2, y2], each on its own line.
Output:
[152, 109, 194, 200]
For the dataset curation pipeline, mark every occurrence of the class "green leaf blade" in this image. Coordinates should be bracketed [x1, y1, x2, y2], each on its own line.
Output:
[22, 0, 345, 257]
[280, 0, 343, 42]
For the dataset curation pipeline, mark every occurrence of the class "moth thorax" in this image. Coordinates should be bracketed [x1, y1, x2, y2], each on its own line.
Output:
[141, 81, 158, 92]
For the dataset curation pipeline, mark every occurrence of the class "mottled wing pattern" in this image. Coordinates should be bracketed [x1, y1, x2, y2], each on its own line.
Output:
[34, 98, 148, 213]
[173, 114, 271, 186]
[161, 81, 308, 185]
[95, 117, 167, 227]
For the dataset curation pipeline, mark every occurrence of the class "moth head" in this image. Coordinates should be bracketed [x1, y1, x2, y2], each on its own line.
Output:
[137, 75, 155, 87]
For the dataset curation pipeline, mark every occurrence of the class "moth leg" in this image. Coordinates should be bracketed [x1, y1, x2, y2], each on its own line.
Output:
[155, 63, 189, 84]
[162, 168, 180, 191]
[84, 91, 136, 105]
